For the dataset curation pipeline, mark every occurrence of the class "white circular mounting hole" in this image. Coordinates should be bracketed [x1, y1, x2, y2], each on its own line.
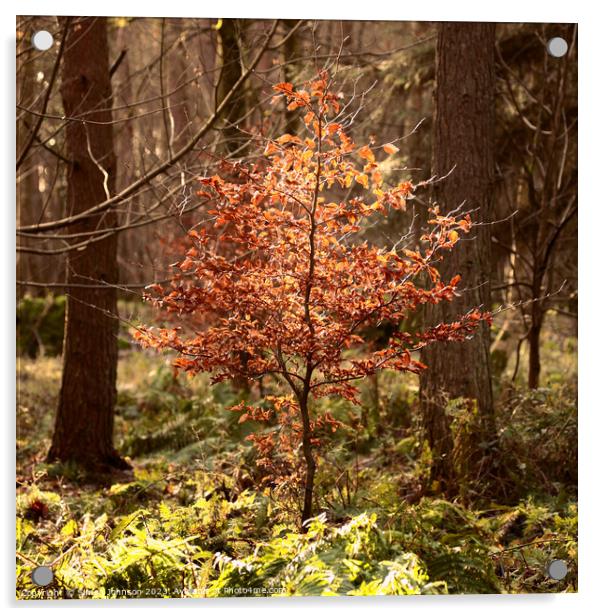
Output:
[546, 559, 568, 581]
[547, 37, 568, 58]
[32, 30, 54, 51]
[31, 565, 54, 587]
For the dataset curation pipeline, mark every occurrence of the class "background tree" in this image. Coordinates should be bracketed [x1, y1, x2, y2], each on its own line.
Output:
[492, 24, 577, 389]
[419, 22, 497, 494]
[16, 19, 45, 298]
[215, 19, 246, 155]
[46, 17, 127, 470]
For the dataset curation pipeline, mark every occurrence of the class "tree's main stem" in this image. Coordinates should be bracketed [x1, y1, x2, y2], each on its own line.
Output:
[299, 392, 316, 527]
[298, 111, 322, 528]
[48, 17, 129, 473]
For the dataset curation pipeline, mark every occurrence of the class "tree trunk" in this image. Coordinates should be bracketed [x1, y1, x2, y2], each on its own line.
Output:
[114, 19, 143, 286]
[168, 23, 193, 151]
[47, 17, 128, 471]
[406, 22, 434, 246]
[528, 287, 544, 389]
[419, 22, 497, 494]
[281, 19, 300, 135]
[16, 26, 45, 298]
[216, 19, 253, 393]
[216, 19, 246, 155]
[299, 389, 316, 527]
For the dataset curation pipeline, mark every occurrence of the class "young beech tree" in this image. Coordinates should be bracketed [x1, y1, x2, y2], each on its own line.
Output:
[136, 74, 491, 526]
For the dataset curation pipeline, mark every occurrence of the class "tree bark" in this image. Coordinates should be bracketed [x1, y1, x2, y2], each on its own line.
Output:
[299, 389, 316, 527]
[527, 277, 544, 389]
[281, 20, 301, 135]
[419, 22, 497, 494]
[215, 19, 253, 393]
[16, 25, 46, 298]
[216, 19, 246, 155]
[168, 23, 193, 151]
[47, 17, 129, 471]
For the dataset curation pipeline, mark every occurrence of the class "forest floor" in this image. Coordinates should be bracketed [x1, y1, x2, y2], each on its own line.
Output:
[16, 337, 577, 598]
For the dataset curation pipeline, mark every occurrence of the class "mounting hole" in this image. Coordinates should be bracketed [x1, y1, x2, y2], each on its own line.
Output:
[32, 30, 54, 51]
[546, 559, 568, 581]
[31, 565, 54, 587]
[547, 37, 568, 58]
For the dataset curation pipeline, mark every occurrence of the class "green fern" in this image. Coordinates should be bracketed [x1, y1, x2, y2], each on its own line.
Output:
[426, 550, 500, 594]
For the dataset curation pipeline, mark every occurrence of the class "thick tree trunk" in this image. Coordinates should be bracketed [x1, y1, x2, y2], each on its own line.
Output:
[47, 17, 128, 471]
[419, 22, 497, 494]
[216, 19, 246, 155]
